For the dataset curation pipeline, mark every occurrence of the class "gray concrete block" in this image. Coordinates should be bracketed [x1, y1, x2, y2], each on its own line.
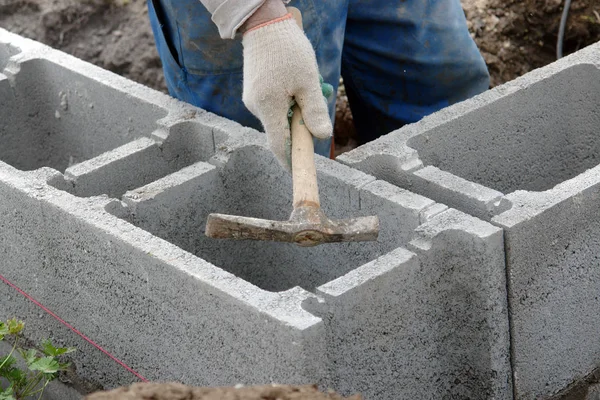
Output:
[0, 57, 167, 172]
[116, 145, 511, 399]
[0, 164, 327, 389]
[0, 36, 25, 71]
[0, 28, 511, 400]
[338, 42, 600, 399]
[61, 137, 166, 198]
[53, 119, 218, 199]
[493, 173, 600, 400]
[44, 380, 84, 400]
[312, 206, 511, 399]
[412, 166, 511, 221]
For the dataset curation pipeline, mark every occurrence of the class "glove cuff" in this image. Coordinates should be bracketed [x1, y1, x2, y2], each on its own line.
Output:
[243, 13, 293, 35]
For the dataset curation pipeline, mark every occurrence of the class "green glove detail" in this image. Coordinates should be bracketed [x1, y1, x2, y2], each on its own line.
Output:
[320, 75, 334, 101]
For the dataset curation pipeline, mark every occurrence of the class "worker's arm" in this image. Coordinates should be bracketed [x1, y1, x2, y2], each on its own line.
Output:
[198, 0, 284, 39]
[198, 0, 332, 169]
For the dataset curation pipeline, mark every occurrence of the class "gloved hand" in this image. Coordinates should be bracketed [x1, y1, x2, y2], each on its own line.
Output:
[241, 12, 333, 170]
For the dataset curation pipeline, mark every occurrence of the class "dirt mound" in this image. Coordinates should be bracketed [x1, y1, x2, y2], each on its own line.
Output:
[465, 0, 600, 86]
[0, 0, 166, 91]
[85, 383, 361, 400]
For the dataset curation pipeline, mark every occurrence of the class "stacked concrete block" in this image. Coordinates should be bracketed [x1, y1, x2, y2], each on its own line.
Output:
[339, 42, 600, 399]
[0, 28, 512, 399]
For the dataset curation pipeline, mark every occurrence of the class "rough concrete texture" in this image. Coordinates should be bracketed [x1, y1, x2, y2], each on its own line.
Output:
[0, 28, 511, 400]
[338, 42, 600, 399]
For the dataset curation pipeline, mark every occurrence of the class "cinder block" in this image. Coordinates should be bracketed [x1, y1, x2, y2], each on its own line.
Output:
[0, 58, 166, 172]
[339, 42, 600, 399]
[0, 28, 511, 399]
[312, 208, 510, 399]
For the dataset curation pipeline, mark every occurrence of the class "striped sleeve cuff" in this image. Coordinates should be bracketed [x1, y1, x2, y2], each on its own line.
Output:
[205, 0, 266, 39]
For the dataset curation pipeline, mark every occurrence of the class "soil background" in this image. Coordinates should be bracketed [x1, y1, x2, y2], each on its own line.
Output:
[0, 0, 598, 153]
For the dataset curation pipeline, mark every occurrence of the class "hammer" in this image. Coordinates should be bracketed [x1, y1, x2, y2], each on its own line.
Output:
[204, 9, 379, 247]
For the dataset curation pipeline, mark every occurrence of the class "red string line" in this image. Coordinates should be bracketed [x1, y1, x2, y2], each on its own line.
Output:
[0, 272, 148, 383]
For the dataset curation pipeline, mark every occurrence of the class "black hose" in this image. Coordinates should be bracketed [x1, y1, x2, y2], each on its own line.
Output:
[556, 0, 573, 59]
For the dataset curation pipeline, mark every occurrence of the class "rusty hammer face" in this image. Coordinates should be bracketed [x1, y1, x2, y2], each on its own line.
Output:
[206, 204, 379, 247]
[205, 104, 379, 247]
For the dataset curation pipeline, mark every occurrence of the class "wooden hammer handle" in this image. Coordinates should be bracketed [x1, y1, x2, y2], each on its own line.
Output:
[288, 7, 321, 209]
[290, 103, 320, 208]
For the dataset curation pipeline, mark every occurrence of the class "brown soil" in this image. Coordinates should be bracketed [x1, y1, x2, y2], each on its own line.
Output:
[464, 0, 600, 87]
[0, 0, 598, 152]
[85, 383, 361, 400]
[0, 0, 167, 91]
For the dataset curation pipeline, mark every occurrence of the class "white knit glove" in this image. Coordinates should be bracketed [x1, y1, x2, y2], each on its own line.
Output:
[242, 14, 333, 170]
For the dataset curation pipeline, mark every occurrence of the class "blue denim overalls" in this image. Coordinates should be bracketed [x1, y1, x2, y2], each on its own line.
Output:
[147, 0, 490, 157]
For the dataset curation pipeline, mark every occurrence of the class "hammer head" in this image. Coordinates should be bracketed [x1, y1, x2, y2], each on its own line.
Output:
[205, 206, 379, 247]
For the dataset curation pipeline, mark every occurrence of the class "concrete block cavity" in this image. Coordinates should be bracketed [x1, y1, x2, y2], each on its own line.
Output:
[49, 120, 217, 199]
[115, 146, 424, 293]
[0, 58, 167, 173]
[407, 64, 600, 194]
[96, 143, 510, 399]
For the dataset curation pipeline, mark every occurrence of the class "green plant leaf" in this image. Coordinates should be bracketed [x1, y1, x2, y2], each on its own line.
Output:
[41, 340, 76, 357]
[0, 319, 76, 400]
[6, 319, 24, 335]
[17, 348, 37, 366]
[3, 367, 26, 389]
[28, 357, 60, 374]
[0, 318, 75, 400]
[0, 356, 17, 376]
[0, 322, 8, 340]
[0, 387, 16, 400]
